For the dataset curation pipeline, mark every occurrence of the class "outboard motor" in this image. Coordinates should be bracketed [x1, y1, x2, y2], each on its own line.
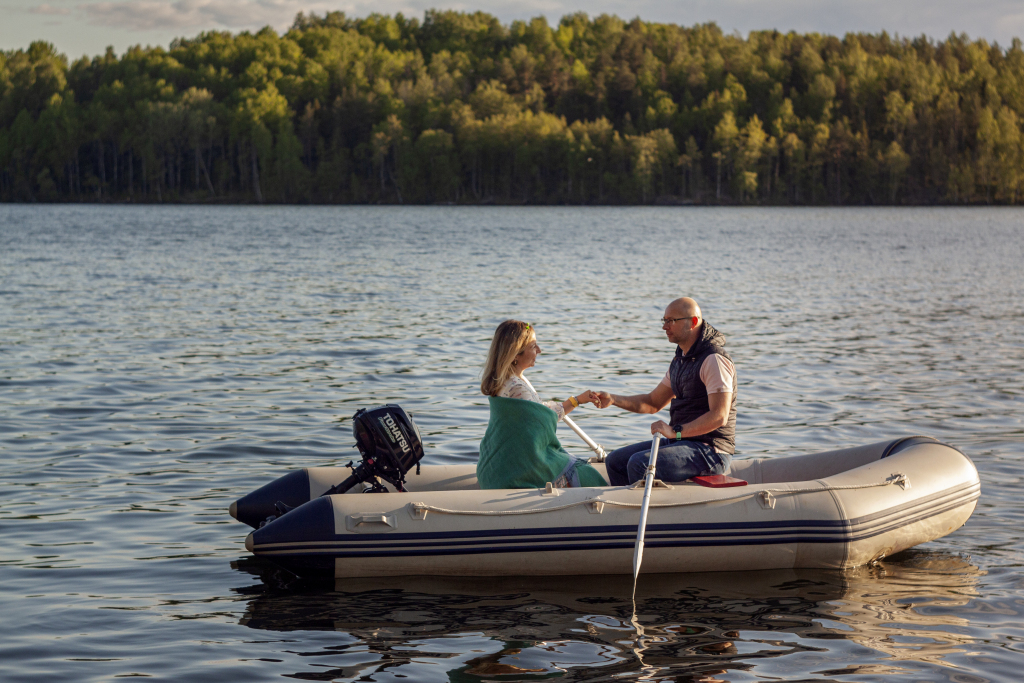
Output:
[259, 405, 425, 527]
[341, 404, 425, 493]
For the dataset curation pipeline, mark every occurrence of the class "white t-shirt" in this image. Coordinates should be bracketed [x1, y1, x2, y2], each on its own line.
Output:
[659, 354, 736, 396]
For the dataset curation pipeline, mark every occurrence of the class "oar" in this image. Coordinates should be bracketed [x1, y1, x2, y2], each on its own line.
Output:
[562, 415, 608, 461]
[632, 433, 662, 592]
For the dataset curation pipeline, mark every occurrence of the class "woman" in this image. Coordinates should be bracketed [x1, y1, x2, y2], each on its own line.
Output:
[477, 320, 608, 489]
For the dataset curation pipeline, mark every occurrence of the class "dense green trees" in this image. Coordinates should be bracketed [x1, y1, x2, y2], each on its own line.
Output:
[2, 11, 1023, 204]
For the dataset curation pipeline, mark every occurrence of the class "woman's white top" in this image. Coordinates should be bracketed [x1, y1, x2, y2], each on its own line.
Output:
[498, 375, 565, 420]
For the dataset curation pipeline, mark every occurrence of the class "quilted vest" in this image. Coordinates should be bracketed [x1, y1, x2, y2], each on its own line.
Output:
[667, 321, 737, 454]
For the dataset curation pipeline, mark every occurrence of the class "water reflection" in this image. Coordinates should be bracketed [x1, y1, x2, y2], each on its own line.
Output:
[232, 550, 981, 681]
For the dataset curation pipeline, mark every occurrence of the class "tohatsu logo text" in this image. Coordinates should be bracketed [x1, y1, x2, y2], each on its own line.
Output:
[380, 414, 411, 454]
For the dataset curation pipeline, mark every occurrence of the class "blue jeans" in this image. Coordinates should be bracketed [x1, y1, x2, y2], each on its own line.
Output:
[605, 439, 731, 486]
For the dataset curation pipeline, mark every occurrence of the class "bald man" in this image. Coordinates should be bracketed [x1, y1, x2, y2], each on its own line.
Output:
[596, 298, 737, 485]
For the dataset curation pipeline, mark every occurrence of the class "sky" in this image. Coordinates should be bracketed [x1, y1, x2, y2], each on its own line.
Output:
[2, 0, 1023, 60]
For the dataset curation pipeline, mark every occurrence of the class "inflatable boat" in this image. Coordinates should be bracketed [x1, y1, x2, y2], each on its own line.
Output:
[230, 407, 979, 579]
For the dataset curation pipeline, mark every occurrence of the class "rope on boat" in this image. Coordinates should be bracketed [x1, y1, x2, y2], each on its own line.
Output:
[409, 473, 910, 517]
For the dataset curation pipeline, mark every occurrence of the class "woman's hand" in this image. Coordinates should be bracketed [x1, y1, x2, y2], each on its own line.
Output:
[576, 390, 601, 407]
[650, 420, 675, 439]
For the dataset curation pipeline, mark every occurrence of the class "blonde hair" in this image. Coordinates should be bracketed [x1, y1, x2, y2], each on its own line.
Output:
[481, 320, 535, 396]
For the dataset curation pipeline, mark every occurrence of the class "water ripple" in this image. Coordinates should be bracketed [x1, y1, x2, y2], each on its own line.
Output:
[0, 205, 1022, 682]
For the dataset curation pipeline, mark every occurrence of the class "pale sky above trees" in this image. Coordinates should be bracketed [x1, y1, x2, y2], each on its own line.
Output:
[2, 0, 1022, 58]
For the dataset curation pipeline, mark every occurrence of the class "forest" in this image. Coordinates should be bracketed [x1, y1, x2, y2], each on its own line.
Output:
[1, 10, 1023, 204]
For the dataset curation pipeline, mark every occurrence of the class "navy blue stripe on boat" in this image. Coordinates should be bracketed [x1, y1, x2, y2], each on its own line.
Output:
[254, 484, 978, 558]
[254, 483, 978, 552]
[254, 479, 979, 548]
[257, 488, 978, 551]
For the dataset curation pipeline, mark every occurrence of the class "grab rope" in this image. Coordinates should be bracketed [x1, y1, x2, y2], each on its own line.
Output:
[408, 473, 910, 517]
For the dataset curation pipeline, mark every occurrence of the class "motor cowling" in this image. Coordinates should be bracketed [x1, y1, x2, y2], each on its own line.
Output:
[351, 404, 425, 491]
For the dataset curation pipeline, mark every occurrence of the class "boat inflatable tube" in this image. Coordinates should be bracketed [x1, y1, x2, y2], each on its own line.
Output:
[232, 436, 979, 578]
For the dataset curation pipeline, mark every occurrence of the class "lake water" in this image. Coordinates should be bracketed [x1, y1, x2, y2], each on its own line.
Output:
[1, 204, 1022, 682]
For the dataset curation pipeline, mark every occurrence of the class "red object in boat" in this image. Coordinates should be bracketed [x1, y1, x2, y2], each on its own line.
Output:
[692, 475, 748, 488]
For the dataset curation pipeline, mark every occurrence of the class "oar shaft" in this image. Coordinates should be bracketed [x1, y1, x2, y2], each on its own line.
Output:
[632, 434, 662, 581]
[562, 415, 608, 461]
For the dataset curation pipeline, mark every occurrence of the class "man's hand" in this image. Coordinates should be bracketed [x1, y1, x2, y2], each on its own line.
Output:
[594, 384, 672, 413]
[650, 420, 675, 439]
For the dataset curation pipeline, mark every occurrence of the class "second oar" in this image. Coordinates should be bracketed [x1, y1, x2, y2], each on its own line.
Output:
[632, 433, 662, 593]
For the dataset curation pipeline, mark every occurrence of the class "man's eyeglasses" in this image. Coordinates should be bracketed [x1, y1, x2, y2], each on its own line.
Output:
[661, 317, 691, 326]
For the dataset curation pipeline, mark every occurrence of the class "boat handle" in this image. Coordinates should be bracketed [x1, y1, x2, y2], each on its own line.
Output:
[346, 513, 397, 532]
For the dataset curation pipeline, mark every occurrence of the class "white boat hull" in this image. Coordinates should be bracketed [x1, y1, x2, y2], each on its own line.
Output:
[236, 437, 979, 578]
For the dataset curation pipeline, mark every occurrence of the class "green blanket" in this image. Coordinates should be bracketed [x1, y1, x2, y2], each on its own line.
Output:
[477, 396, 607, 489]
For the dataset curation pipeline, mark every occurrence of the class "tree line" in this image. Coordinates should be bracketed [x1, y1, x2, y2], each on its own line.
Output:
[2, 10, 1023, 204]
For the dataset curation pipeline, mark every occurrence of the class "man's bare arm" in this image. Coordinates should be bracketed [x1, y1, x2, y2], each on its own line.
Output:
[596, 382, 674, 414]
[679, 391, 731, 435]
